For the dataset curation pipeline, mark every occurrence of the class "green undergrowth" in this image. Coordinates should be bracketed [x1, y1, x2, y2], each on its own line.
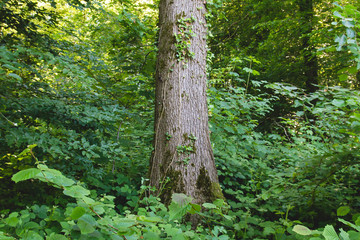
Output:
[0, 146, 233, 239]
[2, 78, 360, 239]
[206, 59, 360, 238]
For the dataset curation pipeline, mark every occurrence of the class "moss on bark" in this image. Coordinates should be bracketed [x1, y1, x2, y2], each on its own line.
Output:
[159, 168, 185, 205]
[196, 167, 224, 202]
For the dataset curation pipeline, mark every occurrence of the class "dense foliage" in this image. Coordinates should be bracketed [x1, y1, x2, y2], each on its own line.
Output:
[1, 0, 360, 239]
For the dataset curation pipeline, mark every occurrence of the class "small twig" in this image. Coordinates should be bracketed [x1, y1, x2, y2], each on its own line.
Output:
[139, 50, 156, 72]
[275, 121, 292, 142]
[113, 122, 122, 173]
[0, 112, 18, 126]
[117, 123, 122, 141]
[244, 60, 252, 96]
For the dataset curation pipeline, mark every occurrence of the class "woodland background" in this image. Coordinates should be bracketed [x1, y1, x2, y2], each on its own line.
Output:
[1, 0, 360, 239]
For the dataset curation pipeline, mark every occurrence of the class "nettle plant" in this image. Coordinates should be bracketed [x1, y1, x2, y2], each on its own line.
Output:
[0, 145, 233, 240]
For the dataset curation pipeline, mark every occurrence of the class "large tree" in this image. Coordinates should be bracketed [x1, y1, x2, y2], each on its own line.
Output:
[149, 0, 223, 205]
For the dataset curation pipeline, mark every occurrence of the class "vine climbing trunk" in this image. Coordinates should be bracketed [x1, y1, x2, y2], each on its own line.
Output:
[149, 0, 223, 206]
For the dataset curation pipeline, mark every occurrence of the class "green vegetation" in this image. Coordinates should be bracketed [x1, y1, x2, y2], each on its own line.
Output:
[174, 16, 196, 62]
[1, 0, 360, 239]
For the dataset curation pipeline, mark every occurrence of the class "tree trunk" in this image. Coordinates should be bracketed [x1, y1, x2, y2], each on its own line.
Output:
[149, 0, 223, 206]
[298, 0, 319, 93]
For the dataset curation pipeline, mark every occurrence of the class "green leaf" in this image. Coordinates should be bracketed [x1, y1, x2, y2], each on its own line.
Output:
[32, 205, 48, 219]
[23, 221, 40, 229]
[346, 28, 356, 38]
[2, 64, 18, 71]
[337, 206, 350, 216]
[22, 230, 42, 240]
[331, 99, 345, 107]
[264, 226, 276, 236]
[63, 185, 90, 198]
[113, 218, 136, 231]
[12, 168, 41, 183]
[162, 224, 183, 237]
[0, 231, 15, 239]
[18, 144, 37, 157]
[338, 218, 360, 231]
[224, 125, 235, 133]
[51, 175, 75, 187]
[355, 216, 360, 226]
[60, 222, 72, 231]
[77, 214, 97, 234]
[5, 217, 19, 227]
[82, 196, 96, 204]
[293, 225, 312, 236]
[93, 205, 105, 215]
[189, 203, 201, 214]
[138, 216, 162, 223]
[142, 231, 161, 240]
[35, 165, 75, 187]
[171, 193, 192, 207]
[336, 34, 347, 51]
[169, 202, 190, 221]
[333, 11, 342, 18]
[213, 199, 226, 207]
[348, 230, 360, 240]
[7, 73, 22, 81]
[342, 20, 354, 28]
[322, 225, 339, 240]
[47, 233, 68, 240]
[243, 67, 253, 73]
[71, 206, 86, 220]
[172, 234, 187, 240]
[339, 229, 350, 240]
[203, 203, 217, 209]
[339, 74, 348, 82]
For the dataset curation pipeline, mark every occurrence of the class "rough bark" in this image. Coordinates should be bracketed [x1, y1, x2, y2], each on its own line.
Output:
[149, 0, 223, 206]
